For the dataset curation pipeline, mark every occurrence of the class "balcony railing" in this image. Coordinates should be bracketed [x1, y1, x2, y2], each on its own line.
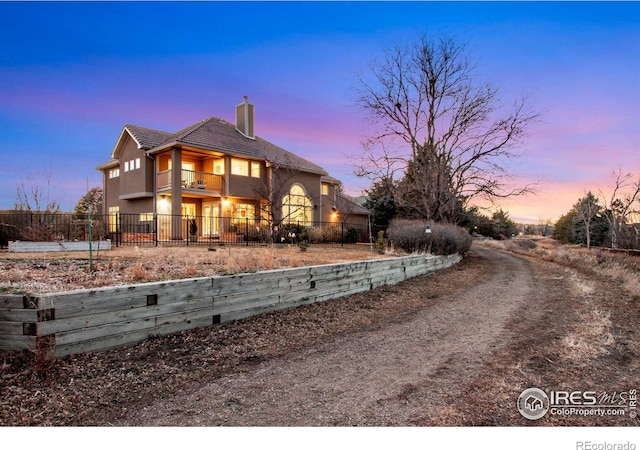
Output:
[157, 169, 223, 193]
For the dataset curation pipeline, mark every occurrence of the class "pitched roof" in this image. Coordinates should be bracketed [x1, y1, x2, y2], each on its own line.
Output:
[336, 192, 370, 216]
[147, 117, 328, 175]
[321, 175, 342, 185]
[125, 125, 173, 150]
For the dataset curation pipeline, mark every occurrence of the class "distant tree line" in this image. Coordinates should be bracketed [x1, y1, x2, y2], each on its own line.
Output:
[552, 171, 640, 250]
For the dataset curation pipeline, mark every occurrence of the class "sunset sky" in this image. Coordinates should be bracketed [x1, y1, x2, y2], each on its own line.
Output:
[1, 1, 638, 223]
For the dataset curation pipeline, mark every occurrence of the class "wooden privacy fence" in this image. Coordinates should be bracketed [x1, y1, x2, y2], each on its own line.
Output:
[0, 254, 462, 358]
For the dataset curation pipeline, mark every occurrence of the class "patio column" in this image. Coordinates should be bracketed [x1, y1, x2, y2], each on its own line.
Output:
[171, 147, 183, 240]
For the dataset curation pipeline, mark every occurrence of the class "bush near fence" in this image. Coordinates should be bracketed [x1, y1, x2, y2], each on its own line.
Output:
[387, 219, 473, 255]
[0, 212, 371, 248]
[0, 212, 110, 248]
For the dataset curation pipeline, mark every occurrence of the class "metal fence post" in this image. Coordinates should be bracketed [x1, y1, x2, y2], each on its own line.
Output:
[154, 214, 158, 247]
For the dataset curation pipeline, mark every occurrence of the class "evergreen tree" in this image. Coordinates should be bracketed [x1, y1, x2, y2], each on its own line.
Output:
[552, 210, 576, 244]
[491, 209, 518, 239]
[364, 177, 397, 229]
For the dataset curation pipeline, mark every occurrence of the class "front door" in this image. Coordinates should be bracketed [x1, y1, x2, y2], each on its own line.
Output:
[181, 203, 197, 238]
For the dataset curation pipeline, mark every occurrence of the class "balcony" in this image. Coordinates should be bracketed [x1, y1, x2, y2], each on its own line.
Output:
[157, 169, 223, 196]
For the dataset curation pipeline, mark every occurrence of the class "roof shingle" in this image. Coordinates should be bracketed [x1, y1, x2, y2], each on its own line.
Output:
[149, 117, 327, 175]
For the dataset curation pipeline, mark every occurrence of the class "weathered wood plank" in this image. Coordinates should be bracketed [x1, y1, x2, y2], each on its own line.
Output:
[37, 296, 216, 336]
[55, 308, 217, 348]
[213, 294, 282, 316]
[54, 314, 162, 345]
[47, 278, 214, 313]
[0, 309, 37, 322]
[0, 295, 28, 309]
[55, 317, 214, 357]
[0, 321, 25, 335]
[0, 335, 36, 351]
[55, 329, 156, 357]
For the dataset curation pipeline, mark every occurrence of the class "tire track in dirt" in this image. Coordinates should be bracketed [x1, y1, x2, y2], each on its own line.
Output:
[124, 247, 539, 426]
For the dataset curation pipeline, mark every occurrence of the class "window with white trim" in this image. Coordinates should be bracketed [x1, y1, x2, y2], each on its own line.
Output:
[213, 159, 225, 175]
[124, 158, 141, 173]
[250, 161, 260, 178]
[282, 184, 312, 226]
[231, 158, 249, 176]
[108, 206, 119, 232]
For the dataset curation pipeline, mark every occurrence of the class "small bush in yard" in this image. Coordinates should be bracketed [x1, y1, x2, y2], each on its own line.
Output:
[345, 226, 360, 244]
[376, 230, 387, 254]
[387, 219, 472, 255]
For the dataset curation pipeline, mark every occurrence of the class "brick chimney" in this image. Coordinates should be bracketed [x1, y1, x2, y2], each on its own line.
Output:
[235, 96, 255, 140]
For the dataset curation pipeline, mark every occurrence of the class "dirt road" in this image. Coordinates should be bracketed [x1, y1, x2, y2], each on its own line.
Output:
[120, 246, 606, 426]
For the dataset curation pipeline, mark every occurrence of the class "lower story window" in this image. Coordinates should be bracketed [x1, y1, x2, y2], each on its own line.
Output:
[232, 203, 255, 225]
[282, 184, 312, 226]
[108, 206, 119, 232]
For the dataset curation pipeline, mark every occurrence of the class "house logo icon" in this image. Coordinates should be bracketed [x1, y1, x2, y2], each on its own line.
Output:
[517, 387, 550, 420]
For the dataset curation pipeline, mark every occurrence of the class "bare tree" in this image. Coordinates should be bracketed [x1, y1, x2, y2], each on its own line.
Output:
[14, 169, 61, 241]
[355, 35, 539, 223]
[15, 170, 60, 213]
[600, 169, 640, 248]
[537, 217, 553, 236]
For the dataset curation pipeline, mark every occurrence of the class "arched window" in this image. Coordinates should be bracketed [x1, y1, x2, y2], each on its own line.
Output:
[282, 184, 312, 225]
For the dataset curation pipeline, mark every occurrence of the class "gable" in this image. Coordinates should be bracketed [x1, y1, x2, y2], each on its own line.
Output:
[110, 130, 136, 160]
[110, 125, 172, 159]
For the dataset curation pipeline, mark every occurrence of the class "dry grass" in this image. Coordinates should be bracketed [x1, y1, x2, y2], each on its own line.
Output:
[0, 244, 387, 294]
[479, 238, 640, 297]
[561, 308, 615, 363]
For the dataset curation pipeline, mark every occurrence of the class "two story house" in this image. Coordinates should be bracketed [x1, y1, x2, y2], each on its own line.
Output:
[97, 97, 369, 241]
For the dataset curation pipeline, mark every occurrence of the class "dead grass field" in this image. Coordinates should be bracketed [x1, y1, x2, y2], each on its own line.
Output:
[0, 244, 388, 294]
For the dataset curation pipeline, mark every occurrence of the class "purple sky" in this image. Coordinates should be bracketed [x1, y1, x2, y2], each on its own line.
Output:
[1, 1, 638, 223]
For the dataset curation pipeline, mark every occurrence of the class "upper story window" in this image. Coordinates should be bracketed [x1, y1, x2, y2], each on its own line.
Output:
[251, 162, 261, 178]
[124, 158, 141, 173]
[231, 158, 249, 176]
[109, 168, 120, 179]
[321, 183, 329, 196]
[167, 160, 195, 171]
[213, 159, 225, 175]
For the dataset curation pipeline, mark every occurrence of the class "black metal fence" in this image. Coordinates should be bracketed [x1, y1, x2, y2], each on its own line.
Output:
[0, 212, 373, 249]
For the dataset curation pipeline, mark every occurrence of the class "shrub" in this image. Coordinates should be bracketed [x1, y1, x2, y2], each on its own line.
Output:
[376, 230, 387, 254]
[345, 226, 359, 244]
[298, 227, 310, 251]
[387, 219, 472, 255]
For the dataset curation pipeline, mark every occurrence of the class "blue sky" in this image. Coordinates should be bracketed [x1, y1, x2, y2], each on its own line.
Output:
[1, 1, 638, 222]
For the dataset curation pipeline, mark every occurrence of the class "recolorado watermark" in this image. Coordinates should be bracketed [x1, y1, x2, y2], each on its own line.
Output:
[517, 387, 637, 421]
[576, 442, 636, 450]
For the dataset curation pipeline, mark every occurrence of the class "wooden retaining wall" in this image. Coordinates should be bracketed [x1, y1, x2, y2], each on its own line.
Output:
[0, 254, 461, 357]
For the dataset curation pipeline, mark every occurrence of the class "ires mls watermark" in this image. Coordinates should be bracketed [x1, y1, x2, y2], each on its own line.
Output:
[517, 387, 637, 420]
